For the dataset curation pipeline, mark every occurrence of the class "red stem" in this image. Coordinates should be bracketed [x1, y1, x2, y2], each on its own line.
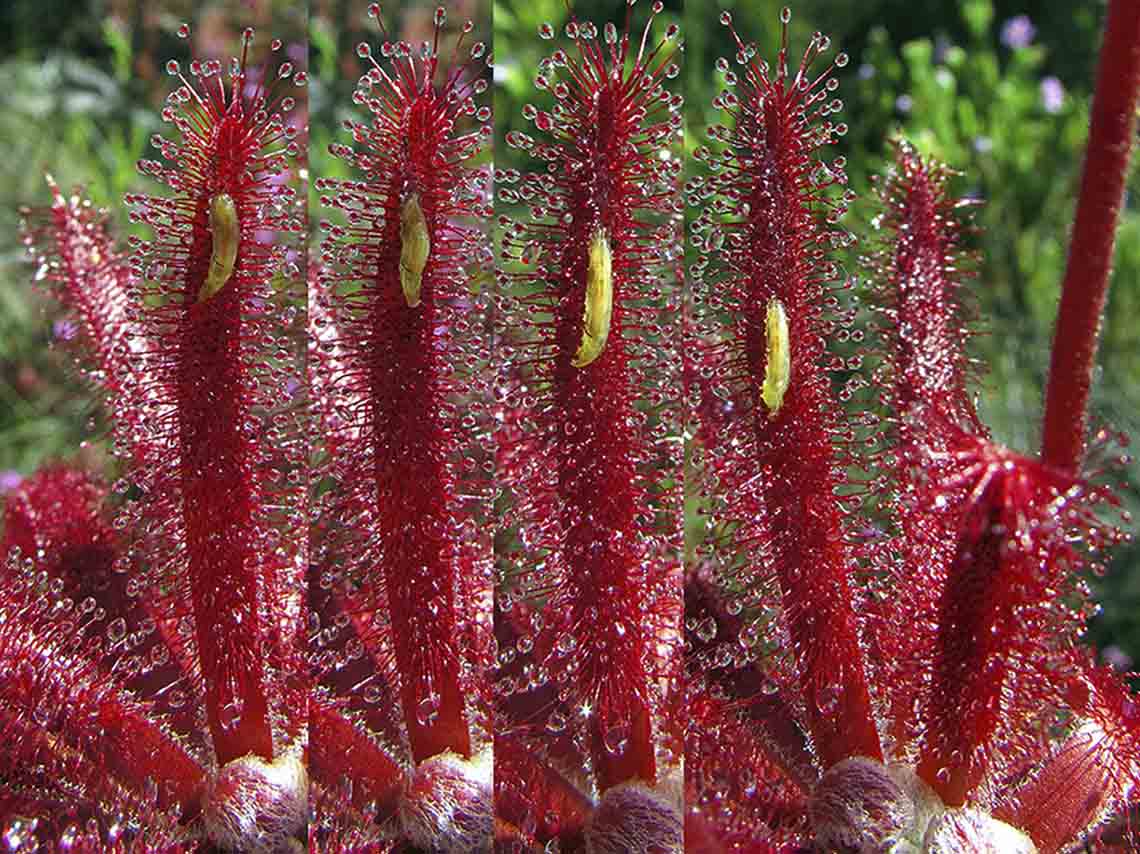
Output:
[1041, 0, 1140, 472]
[180, 294, 274, 765]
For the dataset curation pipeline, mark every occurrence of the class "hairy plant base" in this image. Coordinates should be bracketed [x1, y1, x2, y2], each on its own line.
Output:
[583, 779, 683, 854]
[808, 757, 1036, 853]
[398, 748, 493, 852]
[201, 750, 308, 853]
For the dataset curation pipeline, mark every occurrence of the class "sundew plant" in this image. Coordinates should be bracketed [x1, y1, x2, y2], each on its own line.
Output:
[683, 1, 1140, 852]
[0, 0, 1138, 852]
[5, 11, 310, 853]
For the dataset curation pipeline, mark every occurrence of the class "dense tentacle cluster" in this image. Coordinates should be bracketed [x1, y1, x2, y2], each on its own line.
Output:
[19, 180, 154, 457]
[686, 12, 1140, 852]
[861, 143, 982, 755]
[122, 29, 307, 768]
[493, 1, 684, 832]
[310, 3, 494, 847]
[0, 469, 206, 850]
[4, 2, 1140, 852]
[686, 7, 880, 802]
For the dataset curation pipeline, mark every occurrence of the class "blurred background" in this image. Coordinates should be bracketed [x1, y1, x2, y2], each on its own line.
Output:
[2, 0, 1137, 662]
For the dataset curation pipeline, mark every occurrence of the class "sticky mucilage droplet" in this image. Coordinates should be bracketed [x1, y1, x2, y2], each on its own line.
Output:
[399, 193, 430, 307]
[197, 193, 239, 303]
[571, 228, 613, 368]
[761, 297, 791, 417]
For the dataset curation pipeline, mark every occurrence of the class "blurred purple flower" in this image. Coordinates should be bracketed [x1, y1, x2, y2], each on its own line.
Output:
[1001, 14, 1036, 49]
[895, 94, 913, 114]
[858, 63, 876, 80]
[1041, 75, 1065, 113]
[52, 319, 77, 341]
[0, 471, 23, 494]
[1103, 645, 1133, 671]
[973, 136, 993, 154]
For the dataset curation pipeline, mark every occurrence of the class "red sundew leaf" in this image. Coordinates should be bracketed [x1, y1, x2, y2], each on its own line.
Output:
[309, 692, 405, 823]
[684, 684, 811, 848]
[19, 180, 155, 461]
[862, 141, 985, 755]
[0, 465, 210, 761]
[993, 664, 1140, 854]
[117, 29, 307, 769]
[315, 2, 494, 768]
[684, 568, 817, 794]
[688, 10, 880, 771]
[914, 433, 1121, 806]
[495, 3, 685, 796]
[868, 141, 982, 440]
[0, 557, 206, 847]
[494, 732, 594, 849]
[2, 466, 116, 597]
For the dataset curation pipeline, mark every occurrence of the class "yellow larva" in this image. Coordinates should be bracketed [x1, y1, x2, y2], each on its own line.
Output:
[399, 193, 430, 308]
[197, 193, 239, 303]
[761, 297, 791, 418]
[571, 228, 613, 368]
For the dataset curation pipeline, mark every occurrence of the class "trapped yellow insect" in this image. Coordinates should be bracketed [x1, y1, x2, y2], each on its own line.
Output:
[198, 193, 239, 303]
[571, 228, 613, 368]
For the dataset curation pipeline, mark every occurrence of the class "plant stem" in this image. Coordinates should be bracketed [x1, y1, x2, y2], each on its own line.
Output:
[1041, 0, 1140, 472]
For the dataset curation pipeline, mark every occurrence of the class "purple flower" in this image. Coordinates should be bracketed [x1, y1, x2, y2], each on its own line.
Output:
[1103, 645, 1133, 671]
[895, 94, 913, 114]
[52, 318, 77, 341]
[1001, 14, 1036, 49]
[0, 470, 23, 494]
[1041, 75, 1065, 113]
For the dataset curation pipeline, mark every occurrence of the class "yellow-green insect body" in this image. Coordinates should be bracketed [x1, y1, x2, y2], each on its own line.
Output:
[571, 228, 613, 368]
[197, 193, 240, 303]
[399, 193, 430, 308]
[761, 297, 791, 418]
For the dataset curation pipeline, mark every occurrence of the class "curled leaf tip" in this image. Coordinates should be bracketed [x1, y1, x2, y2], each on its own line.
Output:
[572, 227, 613, 368]
[399, 193, 430, 308]
[197, 193, 239, 303]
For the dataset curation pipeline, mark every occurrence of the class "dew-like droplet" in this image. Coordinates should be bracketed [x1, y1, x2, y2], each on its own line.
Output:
[219, 698, 244, 731]
[603, 723, 631, 756]
[416, 692, 441, 725]
[176, 23, 190, 39]
[817, 683, 840, 714]
[106, 617, 127, 643]
[546, 710, 568, 733]
[3, 816, 38, 852]
[165, 60, 180, 76]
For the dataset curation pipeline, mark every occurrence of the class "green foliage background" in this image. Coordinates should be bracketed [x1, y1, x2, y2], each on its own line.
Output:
[1, 0, 1137, 662]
